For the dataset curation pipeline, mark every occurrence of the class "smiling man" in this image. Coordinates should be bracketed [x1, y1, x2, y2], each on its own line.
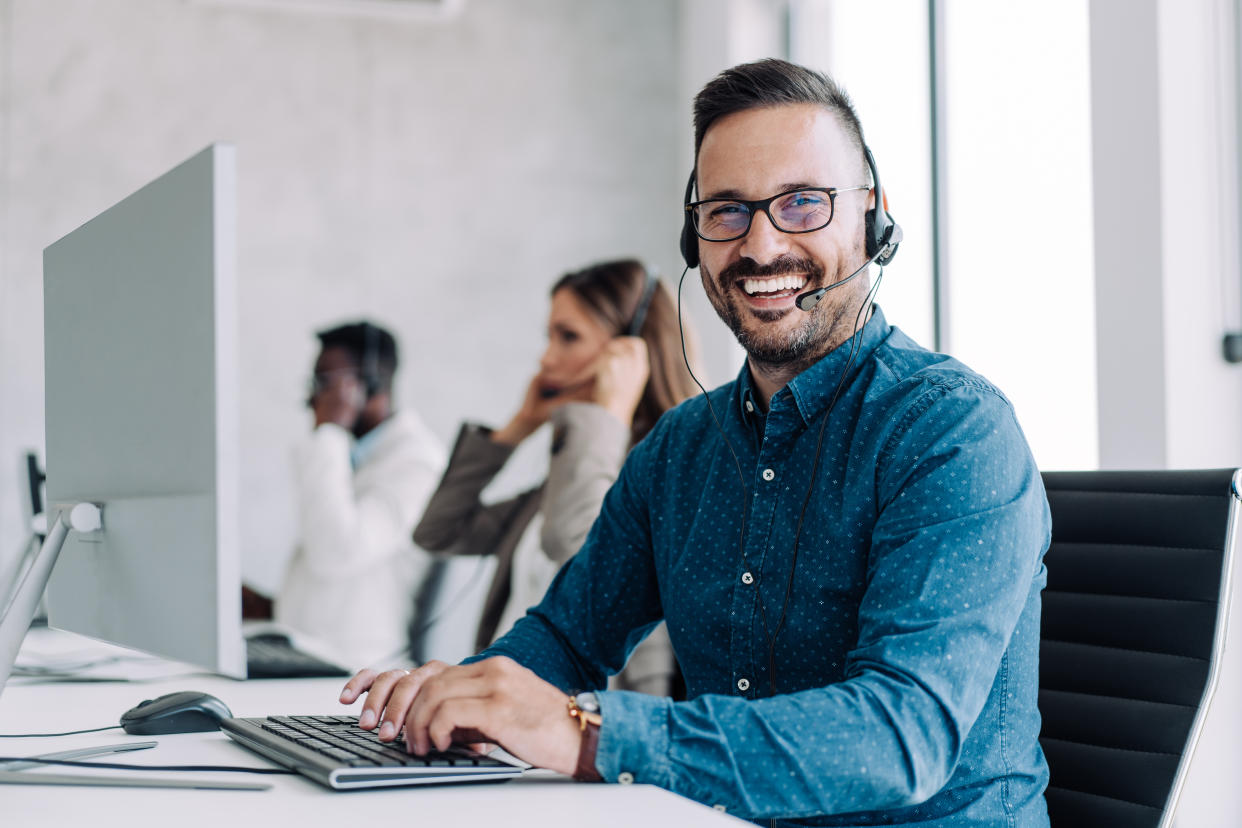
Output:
[342, 60, 1052, 827]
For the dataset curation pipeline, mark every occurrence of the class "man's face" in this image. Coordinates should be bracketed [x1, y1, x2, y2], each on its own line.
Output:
[694, 103, 871, 368]
[309, 346, 367, 431]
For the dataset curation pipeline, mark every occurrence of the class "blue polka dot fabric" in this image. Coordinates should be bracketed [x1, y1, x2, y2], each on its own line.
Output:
[480, 307, 1051, 827]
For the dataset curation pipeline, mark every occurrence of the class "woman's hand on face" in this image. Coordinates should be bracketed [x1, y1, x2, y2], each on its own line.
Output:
[591, 336, 649, 428]
[493, 334, 648, 445]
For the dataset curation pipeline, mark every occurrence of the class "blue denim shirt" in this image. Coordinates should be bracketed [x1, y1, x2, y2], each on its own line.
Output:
[479, 308, 1051, 827]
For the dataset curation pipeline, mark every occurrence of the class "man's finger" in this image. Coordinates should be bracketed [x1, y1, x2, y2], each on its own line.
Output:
[370, 661, 452, 737]
[425, 698, 496, 754]
[354, 668, 417, 730]
[339, 668, 380, 704]
[405, 673, 494, 754]
[373, 668, 436, 742]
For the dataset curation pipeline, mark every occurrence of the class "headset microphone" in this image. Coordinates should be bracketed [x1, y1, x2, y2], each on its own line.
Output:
[794, 221, 903, 312]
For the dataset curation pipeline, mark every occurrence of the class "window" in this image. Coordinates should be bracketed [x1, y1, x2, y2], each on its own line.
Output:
[792, 0, 1097, 469]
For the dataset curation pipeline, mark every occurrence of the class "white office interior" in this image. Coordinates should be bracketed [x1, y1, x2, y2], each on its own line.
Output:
[1, 0, 1241, 823]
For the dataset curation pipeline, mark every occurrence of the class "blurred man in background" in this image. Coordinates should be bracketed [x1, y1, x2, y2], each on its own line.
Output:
[248, 321, 446, 666]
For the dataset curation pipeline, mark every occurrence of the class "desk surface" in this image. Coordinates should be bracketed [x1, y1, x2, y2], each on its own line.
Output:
[2, 629, 745, 827]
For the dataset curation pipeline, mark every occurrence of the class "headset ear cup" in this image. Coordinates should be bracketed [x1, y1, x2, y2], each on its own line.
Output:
[862, 147, 900, 267]
[864, 209, 878, 259]
[680, 171, 699, 269]
[680, 215, 699, 269]
[360, 322, 382, 399]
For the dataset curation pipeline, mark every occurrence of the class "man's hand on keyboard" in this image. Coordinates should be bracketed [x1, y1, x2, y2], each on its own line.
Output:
[340, 657, 580, 777]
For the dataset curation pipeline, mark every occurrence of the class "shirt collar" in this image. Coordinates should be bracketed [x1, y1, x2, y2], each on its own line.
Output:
[350, 415, 392, 469]
[738, 368, 763, 424]
[735, 305, 891, 428]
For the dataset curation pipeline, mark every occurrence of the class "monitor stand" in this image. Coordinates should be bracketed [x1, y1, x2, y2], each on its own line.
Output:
[0, 503, 101, 694]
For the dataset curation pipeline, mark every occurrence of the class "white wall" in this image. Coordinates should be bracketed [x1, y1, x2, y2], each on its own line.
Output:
[1090, 0, 1169, 470]
[1155, 0, 1242, 470]
[0, 0, 711, 594]
[1091, 1, 1242, 824]
[1092, 0, 1242, 472]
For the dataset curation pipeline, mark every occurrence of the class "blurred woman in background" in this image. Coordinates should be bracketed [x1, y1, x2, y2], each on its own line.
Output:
[414, 258, 699, 696]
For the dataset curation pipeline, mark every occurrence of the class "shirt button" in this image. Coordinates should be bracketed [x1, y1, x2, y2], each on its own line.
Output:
[713, 805, 727, 812]
[761, 468, 775, 481]
[737, 677, 750, 692]
[744, 399, 754, 413]
[741, 571, 754, 585]
[618, 772, 635, 785]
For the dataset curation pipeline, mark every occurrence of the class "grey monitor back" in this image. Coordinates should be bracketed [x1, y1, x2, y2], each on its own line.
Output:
[41, 144, 243, 677]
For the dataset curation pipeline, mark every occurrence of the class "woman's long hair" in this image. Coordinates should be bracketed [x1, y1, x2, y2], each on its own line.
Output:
[552, 259, 700, 444]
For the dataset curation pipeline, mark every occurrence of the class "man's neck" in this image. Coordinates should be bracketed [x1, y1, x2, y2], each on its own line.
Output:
[747, 302, 877, 410]
[354, 407, 393, 440]
[746, 327, 846, 410]
[747, 360, 801, 411]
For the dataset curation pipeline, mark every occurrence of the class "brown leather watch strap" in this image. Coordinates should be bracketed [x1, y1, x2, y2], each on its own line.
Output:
[574, 718, 603, 782]
[567, 694, 603, 782]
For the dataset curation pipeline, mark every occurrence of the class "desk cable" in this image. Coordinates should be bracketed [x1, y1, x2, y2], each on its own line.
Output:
[0, 756, 294, 774]
[0, 724, 122, 738]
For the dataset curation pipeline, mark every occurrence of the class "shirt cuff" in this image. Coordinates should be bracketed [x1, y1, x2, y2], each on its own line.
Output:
[594, 690, 672, 787]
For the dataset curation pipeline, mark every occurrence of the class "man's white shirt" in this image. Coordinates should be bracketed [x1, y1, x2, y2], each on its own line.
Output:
[276, 410, 446, 666]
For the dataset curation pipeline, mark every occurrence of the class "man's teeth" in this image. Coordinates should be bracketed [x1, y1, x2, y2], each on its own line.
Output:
[742, 275, 807, 296]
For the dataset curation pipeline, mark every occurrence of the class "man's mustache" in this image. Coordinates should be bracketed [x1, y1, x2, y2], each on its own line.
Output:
[717, 255, 824, 285]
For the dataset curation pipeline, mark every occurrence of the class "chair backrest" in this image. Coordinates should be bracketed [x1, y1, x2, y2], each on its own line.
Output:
[1039, 468, 1240, 827]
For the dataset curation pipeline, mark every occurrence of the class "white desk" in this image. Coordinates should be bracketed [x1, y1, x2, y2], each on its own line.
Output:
[2, 629, 745, 827]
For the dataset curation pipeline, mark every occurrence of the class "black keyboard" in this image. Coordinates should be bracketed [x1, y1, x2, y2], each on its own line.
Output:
[220, 715, 525, 789]
[245, 634, 351, 679]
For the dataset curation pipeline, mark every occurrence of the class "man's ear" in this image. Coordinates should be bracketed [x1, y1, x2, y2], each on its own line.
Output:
[866, 187, 890, 213]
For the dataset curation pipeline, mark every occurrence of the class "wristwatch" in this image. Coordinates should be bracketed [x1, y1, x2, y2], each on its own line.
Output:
[567, 691, 603, 782]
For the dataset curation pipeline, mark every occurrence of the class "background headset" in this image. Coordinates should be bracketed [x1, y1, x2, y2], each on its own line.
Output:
[626, 266, 660, 337]
[358, 321, 383, 399]
[678, 145, 902, 285]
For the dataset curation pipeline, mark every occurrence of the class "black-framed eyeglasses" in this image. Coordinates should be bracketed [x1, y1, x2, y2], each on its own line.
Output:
[685, 185, 869, 242]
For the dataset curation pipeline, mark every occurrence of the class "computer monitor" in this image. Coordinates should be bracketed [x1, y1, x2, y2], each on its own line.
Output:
[0, 144, 244, 692]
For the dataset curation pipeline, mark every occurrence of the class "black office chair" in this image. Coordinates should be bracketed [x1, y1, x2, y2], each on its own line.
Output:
[1039, 468, 1240, 827]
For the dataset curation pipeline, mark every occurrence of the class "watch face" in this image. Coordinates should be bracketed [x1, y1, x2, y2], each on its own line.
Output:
[575, 691, 601, 714]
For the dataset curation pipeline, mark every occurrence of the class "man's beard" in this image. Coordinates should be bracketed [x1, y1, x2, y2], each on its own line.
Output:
[703, 254, 854, 371]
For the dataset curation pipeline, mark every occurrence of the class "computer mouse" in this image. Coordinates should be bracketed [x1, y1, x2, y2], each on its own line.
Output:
[120, 691, 234, 735]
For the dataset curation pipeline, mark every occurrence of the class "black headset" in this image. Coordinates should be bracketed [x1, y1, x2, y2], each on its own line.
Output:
[679, 145, 899, 271]
[626, 267, 660, 337]
[358, 321, 384, 399]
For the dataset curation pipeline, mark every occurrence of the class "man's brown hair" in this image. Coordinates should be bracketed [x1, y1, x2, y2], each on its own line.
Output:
[692, 58, 868, 180]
